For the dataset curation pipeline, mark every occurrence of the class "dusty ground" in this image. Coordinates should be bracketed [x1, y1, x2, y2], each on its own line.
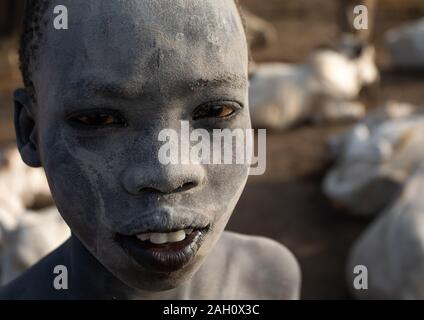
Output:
[1, 0, 424, 299]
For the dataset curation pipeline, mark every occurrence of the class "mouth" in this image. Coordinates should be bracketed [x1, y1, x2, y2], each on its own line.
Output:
[114, 226, 209, 273]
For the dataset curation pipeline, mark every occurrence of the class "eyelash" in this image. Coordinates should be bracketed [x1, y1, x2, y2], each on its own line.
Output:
[66, 101, 242, 129]
[66, 109, 127, 129]
[192, 101, 243, 121]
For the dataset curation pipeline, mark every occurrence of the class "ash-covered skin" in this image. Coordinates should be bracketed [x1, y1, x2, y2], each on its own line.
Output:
[0, 0, 300, 299]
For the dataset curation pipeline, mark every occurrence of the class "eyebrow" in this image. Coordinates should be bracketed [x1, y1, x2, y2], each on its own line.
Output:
[186, 74, 247, 92]
[67, 74, 247, 101]
[67, 79, 143, 101]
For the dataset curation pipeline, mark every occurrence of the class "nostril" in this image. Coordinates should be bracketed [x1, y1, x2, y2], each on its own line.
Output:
[136, 187, 157, 194]
[174, 181, 197, 193]
[135, 182, 198, 195]
[122, 165, 205, 196]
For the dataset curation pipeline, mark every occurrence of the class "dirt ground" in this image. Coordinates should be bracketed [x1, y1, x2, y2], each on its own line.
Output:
[1, 0, 424, 299]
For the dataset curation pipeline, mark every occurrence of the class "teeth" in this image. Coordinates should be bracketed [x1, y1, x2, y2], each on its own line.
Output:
[168, 230, 186, 243]
[136, 233, 150, 241]
[137, 229, 193, 244]
[150, 233, 168, 245]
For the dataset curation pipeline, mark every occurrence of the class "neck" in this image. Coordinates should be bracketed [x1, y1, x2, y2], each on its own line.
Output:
[66, 234, 167, 299]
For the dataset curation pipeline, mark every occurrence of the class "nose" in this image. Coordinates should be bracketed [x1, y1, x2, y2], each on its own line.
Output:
[121, 162, 206, 195]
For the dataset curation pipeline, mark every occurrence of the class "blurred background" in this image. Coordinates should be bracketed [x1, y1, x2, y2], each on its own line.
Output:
[1, 0, 424, 299]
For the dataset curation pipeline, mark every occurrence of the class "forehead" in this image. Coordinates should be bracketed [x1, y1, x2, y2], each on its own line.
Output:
[37, 0, 248, 98]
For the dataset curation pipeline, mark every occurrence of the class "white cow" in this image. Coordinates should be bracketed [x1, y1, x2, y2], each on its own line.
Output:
[249, 39, 378, 130]
[323, 101, 423, 216]
[0, 145, 51, 224]
[323, 103, 424, 299]
[347, 165, 424, 299]
[1, 207, 70, 285]
[0, 145, 70, 286]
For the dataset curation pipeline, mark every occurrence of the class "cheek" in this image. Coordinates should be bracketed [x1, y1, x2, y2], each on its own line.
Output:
[42, 143, 101, 248]
[196, 164, 248, 259]
[204, 126, 250, 218]
[40, 128, 121, 250]
[205, 163, 249, 222]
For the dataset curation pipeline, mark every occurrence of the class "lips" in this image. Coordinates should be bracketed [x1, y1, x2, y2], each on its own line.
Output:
[115, 226, 208, 273]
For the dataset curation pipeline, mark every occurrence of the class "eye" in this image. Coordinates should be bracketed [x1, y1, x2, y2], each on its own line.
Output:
[67, 110, 127, 129]
[192, 102, 241, 120]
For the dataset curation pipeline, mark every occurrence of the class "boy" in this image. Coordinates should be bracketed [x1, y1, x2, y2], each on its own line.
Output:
[0, 0, 300, 299]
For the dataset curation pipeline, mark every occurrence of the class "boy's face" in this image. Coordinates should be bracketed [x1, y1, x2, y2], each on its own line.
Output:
[24, 0, 249, 290]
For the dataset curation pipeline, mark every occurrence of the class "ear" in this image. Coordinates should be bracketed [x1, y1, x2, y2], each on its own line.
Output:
[14, 88, 42, 167]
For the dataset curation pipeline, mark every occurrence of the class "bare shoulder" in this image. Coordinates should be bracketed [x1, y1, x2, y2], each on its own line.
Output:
[212, 231, 301, 299]
[0, 245, 67, 300]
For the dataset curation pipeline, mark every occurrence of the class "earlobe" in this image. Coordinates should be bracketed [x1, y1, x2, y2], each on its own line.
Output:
[13, 88, 42, 167]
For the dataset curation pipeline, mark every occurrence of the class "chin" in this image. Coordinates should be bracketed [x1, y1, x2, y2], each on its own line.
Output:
[119, 258, 203, 292]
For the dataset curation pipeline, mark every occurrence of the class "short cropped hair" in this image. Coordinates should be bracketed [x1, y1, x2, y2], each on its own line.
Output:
[19, 0, 245, 102]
